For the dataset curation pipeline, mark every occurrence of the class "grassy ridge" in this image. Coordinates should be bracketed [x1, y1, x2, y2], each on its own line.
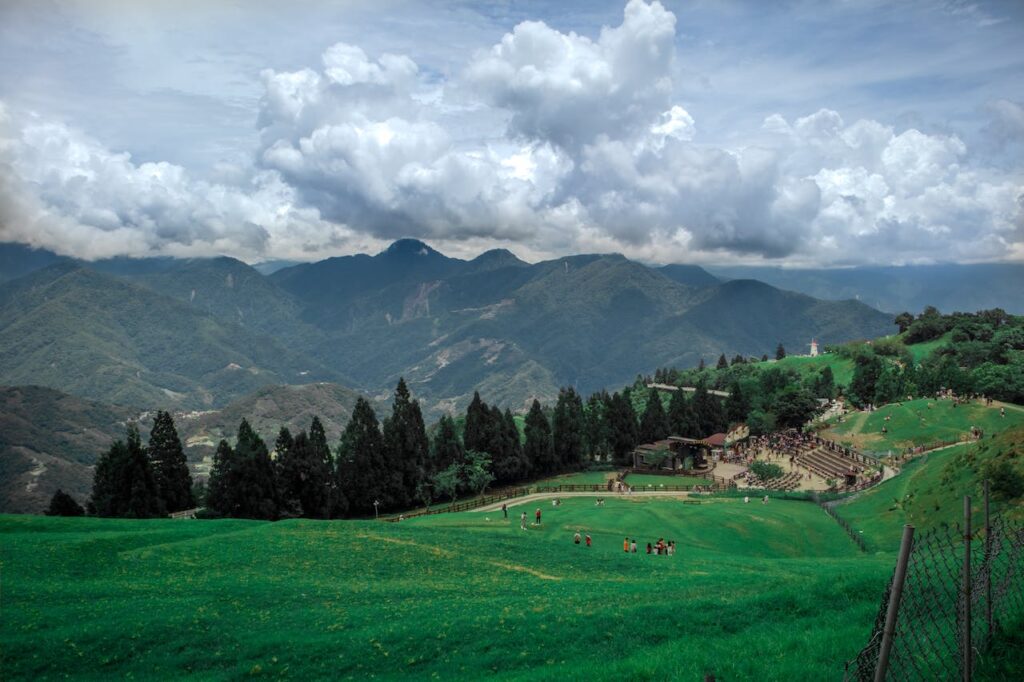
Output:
[1, 499, 890, 680]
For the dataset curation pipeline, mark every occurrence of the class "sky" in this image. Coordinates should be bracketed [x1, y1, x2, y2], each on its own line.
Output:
[0, 0, 1022, 266]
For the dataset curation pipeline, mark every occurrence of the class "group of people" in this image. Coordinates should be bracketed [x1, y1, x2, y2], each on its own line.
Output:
[573, 530, 592, 547]
[622, 537, 676, 555]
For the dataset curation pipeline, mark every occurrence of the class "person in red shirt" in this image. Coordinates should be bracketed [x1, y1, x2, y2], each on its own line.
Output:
[585, 534, 592, 547]
[535, 508, 541, 526]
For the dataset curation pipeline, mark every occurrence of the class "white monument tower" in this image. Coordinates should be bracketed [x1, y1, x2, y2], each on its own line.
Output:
[809, 339, 819, 357]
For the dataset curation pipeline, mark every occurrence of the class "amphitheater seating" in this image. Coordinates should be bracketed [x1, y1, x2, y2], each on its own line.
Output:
[744, 471, 802, 491]
[797, 446, 865, 481]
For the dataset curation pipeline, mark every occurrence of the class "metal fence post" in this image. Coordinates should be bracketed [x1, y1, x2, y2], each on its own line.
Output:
[983, 480, 992, 643]
[875, 524, 915, 682]
[963, 495, 972, 682]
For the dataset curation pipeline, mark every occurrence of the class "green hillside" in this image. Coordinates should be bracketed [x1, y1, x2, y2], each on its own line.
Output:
[0, 386, 133, 513]
[835, 426, 1024, 551]
[0, 265, 339, 410]
[822, 398, 1024, 453]
[0, 499, 892, 680]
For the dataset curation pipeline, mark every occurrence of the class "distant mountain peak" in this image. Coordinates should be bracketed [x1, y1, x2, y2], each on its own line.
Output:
[382, 239, 440, 258]
[471, 248, 528, 268]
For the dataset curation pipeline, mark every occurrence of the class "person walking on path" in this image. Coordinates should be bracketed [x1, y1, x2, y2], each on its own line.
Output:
[502, 503, 508, 519]
[520, 511, 527, 530]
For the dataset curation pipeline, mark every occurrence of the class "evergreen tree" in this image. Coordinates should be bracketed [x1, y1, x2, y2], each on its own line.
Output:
[583, 392, 610, 460]
[490, 405, 528, 484]
[724, 381, 751, 426]
[463, 392, 489, 452]
[874, 367, 900, 405]
[667, 389, 698, 438]
[230, 419, 280, 520]
[552, 387, 585, 470]
[147, 411, 195, 513]
[698, 358, 706, 371]
[716, 353, 728, 370]
[691, 380, 725, 437]
[606, 392, 638, 465]
[432, 415, 464, 472]
[382, 378, 430, 509]
[761, 353, 769, 362]
[338, 398, 395, 515]
[523, 399, 555, 474]
[814, 366, 836, 399]
[278, 430, 331, 518]
[89, 425, 164, 518]
[776, 343, 786, 360]
[274, 427, 294, 462]
[46, 489, 84, 516]
[731, 354, 746, 366]
[205, 439, 234, 516]
[309, 416, 332, 467]
[638, 388, 669, 443]
[773, 386, 819, 429]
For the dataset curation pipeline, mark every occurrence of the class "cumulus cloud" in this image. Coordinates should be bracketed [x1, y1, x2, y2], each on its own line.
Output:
[1, 0, 1022, 266]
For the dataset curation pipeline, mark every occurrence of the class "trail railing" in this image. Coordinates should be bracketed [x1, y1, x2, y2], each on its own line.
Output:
[843, 483, 1024, 681]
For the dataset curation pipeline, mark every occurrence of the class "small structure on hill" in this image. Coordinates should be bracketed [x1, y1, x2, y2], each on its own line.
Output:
[809, 339, 819, 357]
[632, 436, 712, 472]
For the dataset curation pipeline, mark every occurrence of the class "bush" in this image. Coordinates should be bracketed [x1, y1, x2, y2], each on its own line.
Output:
[750, 460, 785, 480]
[984, 458, 1024, 501]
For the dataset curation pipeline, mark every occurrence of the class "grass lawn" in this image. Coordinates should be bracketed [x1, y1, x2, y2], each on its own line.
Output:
[622, 474, 713, 488]
[535, 470, 614, 486]
[821, 398, 1024, 453]
[1, 498, 893, 681]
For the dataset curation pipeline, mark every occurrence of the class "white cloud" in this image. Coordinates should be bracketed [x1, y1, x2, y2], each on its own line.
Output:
[1, 1, 1022, 267]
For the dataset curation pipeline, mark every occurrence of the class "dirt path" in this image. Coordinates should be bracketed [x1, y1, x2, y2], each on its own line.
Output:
[474, 490, 699, 513]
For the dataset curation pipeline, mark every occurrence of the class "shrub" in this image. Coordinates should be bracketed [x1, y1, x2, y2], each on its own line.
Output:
[750, 460, 784, 480]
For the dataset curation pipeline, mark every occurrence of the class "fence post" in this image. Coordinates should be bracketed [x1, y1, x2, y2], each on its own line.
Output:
[962, 495, 972, 682]
[983, 480, 992, 644]
[875, 524, 915, 682]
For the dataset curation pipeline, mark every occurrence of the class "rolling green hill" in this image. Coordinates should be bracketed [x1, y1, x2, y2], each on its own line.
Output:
[0, 498, 892, 680]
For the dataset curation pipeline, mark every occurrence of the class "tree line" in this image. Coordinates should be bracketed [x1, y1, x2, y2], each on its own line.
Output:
[55, 377, 741, 520]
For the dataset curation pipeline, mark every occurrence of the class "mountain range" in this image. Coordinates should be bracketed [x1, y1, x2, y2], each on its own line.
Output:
[2, 239, 903, 419]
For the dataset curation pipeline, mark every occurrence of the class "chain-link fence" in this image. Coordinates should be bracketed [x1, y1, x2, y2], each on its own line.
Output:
[844, 487, 1024, 681]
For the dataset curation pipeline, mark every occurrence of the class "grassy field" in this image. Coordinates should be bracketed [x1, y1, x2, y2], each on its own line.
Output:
[535, 470, 614, 486]
[821, 398, 1024, 453]
[1, 498, 894, 681]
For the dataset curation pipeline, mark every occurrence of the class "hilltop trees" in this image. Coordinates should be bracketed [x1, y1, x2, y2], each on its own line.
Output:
[776, 343, 786, 360]
[337, 397, 391, 515]
[148, 411, 194, 513]
[606, 391, 639, 464]
[668, 389, 699, 438]
[382, 378, 430, 510]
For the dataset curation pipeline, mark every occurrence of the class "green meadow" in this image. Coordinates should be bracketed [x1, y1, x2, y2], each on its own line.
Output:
[2, 498, 893, 681]
[822, 398, 1024, 453]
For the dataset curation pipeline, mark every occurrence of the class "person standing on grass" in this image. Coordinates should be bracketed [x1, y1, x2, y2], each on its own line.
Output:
[574, 531, 581, 545]
[520, 511, 527, 530]
[502, 503, 508, 519]
[631, 539, 637, 553]
[585, 534, 592, 547]
[535, 508, 542, 526]
[623, 537, 630, 553]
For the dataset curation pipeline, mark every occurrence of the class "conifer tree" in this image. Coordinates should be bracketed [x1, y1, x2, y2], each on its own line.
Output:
[274, 427, 294, 462]
[716, 353, 728, 369]
[338, 397, 393, 515]
[638, 388, 669, 443]
[148, 410, 195, 513]
[382, 378, 430, 508]
[776, 343, 786, 360]
[692, 380, 725, 437]
[463, 391, 489, 452]
[583, 392, 609, 460]
[205, 439, 234, 516]
[552, 387, 585, 470]
[46, 489, 85, 516]
[725, 381, 751, 426]
[431, 415, 464, 472]
[89, 425, 164, 518]
[230, 419, 280, 520]
[523, 399, 555, 474]
[279, 430, 331, 518]
[667, 389, 699, 438]
[698, 358, 706, 371]
[607, 392, 639, 465]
